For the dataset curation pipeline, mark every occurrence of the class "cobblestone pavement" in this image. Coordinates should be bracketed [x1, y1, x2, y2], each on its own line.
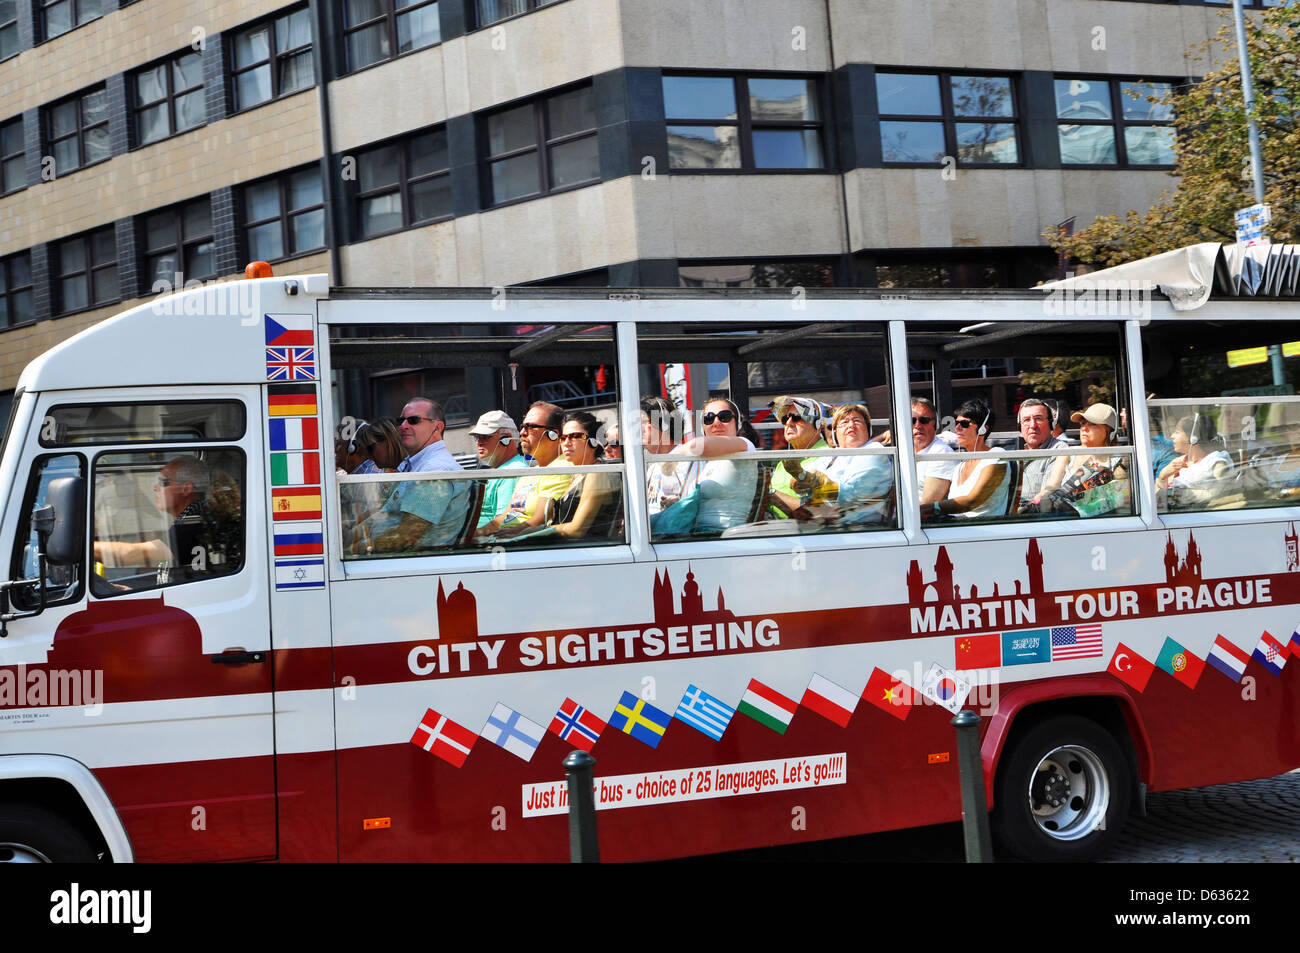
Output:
[1099, 769, 1300, 863]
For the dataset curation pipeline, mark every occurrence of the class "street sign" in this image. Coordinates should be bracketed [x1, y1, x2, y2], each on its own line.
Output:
[1235, 204, 1271, 246]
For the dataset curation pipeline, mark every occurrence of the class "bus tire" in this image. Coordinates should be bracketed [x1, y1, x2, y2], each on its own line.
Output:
[0, 804, 99, 863]
[991, 715, 1131, 862]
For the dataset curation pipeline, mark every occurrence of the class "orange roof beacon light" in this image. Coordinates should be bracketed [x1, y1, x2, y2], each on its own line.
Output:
[245, 261, 274, 279]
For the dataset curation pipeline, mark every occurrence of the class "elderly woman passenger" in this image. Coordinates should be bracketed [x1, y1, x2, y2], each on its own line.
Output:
[785, 403, 894, 524]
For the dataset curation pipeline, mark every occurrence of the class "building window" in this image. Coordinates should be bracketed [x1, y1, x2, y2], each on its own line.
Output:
[678, 259, 836, 289]
[47, 86, 110, 173]
[232, 6, 314, 111]
[355, 127, 450, 238]
[245, 166, 326, 261]
[484, 85, 598, 204]
[0, 251, 33, 328]
[41, 0, 105, 41]
[476, 0, 557, 27]
[1055, 78, 1176, 167]
[1, 117, 23, 194]
[663, 74, 824, 171]
[142, 198, 214, 288]
[134, 50, 205, 145]
[1, 0, 19, 60]
[342, 0, 440, 73]
[876, 71, 1020, 166]
[55, 227, 119, 315]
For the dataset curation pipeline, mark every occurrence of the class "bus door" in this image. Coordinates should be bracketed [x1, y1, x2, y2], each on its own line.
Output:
[0, 389, 276, 862]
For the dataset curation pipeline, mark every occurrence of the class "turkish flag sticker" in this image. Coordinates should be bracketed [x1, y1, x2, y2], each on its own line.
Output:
[1107, 642, 1155, 693]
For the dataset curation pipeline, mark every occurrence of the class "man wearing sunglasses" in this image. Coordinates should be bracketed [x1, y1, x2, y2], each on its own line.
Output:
[767, 395, 834, 519]
[481, 401, 572, 536]
[912, 397, 957, 505]
[352, 397, 468, 554]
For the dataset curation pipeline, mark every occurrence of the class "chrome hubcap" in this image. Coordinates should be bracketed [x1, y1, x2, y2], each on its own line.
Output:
[1027, 744, 1110, 842]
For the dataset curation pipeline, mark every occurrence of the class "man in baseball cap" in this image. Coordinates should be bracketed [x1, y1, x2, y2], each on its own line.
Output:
[767, 395, 833, 518]
[468, 410, 528, 531]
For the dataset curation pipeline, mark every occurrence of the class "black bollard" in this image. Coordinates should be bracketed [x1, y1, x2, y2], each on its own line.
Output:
[563, 750, 600, 863]
[952, 709, 994, 863]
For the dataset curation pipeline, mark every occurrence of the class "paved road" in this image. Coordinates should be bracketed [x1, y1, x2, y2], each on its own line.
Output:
[713, 769, 1300, 862]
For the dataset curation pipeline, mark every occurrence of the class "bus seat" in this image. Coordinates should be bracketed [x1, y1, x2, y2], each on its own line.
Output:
[454, 481, 486, 549]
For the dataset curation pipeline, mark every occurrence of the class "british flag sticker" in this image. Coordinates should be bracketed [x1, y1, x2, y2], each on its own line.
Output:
[266, 346, 316, 382]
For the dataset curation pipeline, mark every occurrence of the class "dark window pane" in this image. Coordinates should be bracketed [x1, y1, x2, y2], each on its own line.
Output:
[138, 103, 169, 143]
[145, 213, 174, 251]
[174, 90, 205, 132]
[9, 254, 29, 286]
[147, 253, 178, 286]
[289, 168, 322, 209]
[248, 221, 284, 261]
[409, 128, 448, 176]
[666, 125, 741, 169]
[359, 145, 400, 191]
[347, 22, 389, 69]
[81, 89, 107, 125]
[53, 138, 78, 172]
[12, 288, 32, 322]
[2, 156, 23, 193]
[50, 101, 78, 138]
[45, 0, 71, 37]
[183, 201, 212, 241]
[246, 180, 280, 221]
[92, 265, 118, 303]
[548, 136, 598, 187]
[0, 22, 16, 61]
[662, 76, 736, 120]
[345, 0, 385, 24]
[186, 240, 214, 279]
[361, 193, 402, 236]
[1058, 124, 1116, 164]
[950, 76, 1014, 117]
[1055, 78, 1112, 120]
[61, 275, 88, 313]
[92, 229, 115, 263]
[279, 50, 314, 94]
[235, 25, 271, 68]
[279, 8, 312, 51]
[58, 240, 85, 273]
[0, 120, 20, 154]
[136, 64, 167, 104]
[236, 66, 272, 108]
[1121, 82, 1174, 122]
[488, 104, 537, 155]
[1125, 125, 1175, 165]
[396, 4, 439, 53]
[880, 120, 945, 162]
[478, 0, 527, 25]
[290, 208, 325, 251]
[955, 122, 1018, 163]
[409, 174, 451, 221]
[876, 73, 942, 116]
[547, 86, 594, 139]
[749, 78, 818, 121]
[752, 129, 822, 168]
[490, 153, 540, 201]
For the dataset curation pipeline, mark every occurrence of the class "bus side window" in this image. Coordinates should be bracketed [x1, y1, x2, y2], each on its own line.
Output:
[91, 449, 245, 595]
[8, 453, 85, 609]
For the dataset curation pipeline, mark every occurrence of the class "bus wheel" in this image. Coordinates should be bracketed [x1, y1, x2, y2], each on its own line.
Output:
[992, 715, 1131, 862]
[0, 804, 99, 863]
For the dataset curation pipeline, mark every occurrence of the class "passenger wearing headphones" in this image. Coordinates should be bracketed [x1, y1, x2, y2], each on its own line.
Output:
[542, 411, 622, 539]
[767, 395, 834, 519]
[467, 410, 528, 532]
[1033, 403, 1130, 515]
[641, 396, 694, 515]
[484, 401, 573, 536]
[1157, 413, 1233, 493]
[928, 397, 1009, 520]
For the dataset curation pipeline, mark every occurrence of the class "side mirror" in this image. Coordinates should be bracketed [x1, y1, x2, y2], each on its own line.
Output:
[39, 476, 86, 566]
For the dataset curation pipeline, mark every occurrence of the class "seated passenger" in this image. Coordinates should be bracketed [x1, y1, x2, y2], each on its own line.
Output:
[350, 398, 468, 553]
[525, 412, 621, 540]
[784, 402, 894, 525]
[911, 397, 957, 504]
[1157, 413, 1233, 504]
[641, 396, 694, 515]
[466, 410, 528, 534]
[481, 401, 573, 536]
[1015, 398, 1067, 512]
[767, 396, 833, 519]
[1034, 403, 1130, 516]
[341, 418, 407, 525]
[652, 398, 757, 535]
[928, 398, 1008, 520]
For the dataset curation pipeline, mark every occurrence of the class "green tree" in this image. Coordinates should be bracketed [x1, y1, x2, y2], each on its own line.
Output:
[1050, 5, 1300, 268]
[1019, 357, 1115, 406]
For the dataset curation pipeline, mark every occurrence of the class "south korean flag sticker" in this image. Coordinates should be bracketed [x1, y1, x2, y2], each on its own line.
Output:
[921, 663, 972, 714]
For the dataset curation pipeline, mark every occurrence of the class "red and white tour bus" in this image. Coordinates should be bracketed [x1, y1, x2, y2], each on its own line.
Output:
[1, 250, 1298, 862]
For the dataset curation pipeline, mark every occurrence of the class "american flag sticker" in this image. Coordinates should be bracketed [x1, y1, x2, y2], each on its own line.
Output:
[1051, 623, 1104, 661]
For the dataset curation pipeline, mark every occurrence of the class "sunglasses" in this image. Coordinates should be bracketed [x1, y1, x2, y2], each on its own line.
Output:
[520, 422, 550, 432]
[702, 410, 736, 424]
[911, 415, 935, 426]
[780, 414, 805, 426]
[400, 415, 436, 426]
[559, 432, 590, 442]
[954, 418, 975, 429]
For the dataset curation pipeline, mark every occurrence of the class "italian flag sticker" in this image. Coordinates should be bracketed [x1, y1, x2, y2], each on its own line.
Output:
[271, 451, 321, 486]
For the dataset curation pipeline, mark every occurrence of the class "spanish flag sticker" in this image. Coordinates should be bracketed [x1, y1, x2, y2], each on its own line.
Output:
[271, 486, 322, 521]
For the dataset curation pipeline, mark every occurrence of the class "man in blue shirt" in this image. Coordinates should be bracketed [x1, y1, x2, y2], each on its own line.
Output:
[355, 397, 468, 553]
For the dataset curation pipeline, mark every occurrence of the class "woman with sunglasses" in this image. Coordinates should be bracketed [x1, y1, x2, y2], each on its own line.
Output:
[929, 398, 1009, 520]
[658, 397, 758, 535]
[787, 403, 895, 525]
[537, 411, 621, 540]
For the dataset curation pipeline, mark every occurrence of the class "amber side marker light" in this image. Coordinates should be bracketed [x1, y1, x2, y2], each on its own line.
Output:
[363, 817, 391, 830]
[245, 261, 274, 279]
[927, 752, 950, 765]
